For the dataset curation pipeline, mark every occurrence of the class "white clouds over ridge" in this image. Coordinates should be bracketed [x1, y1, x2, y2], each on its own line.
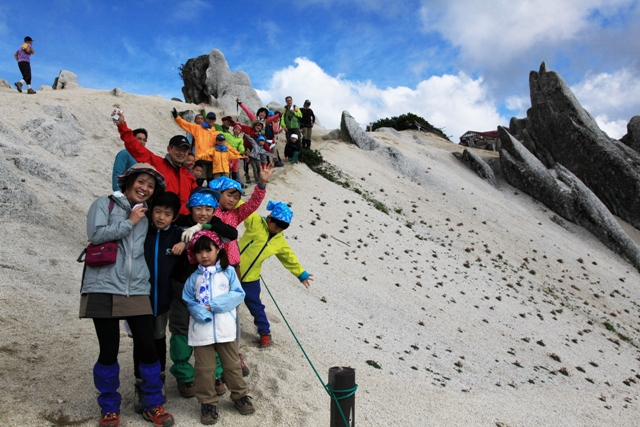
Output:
[418, 0, 635, 67]
[257, 58, 506, 140]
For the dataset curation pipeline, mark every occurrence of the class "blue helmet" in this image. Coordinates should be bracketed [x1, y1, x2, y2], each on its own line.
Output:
[186, 188, 220, 209]
[267, 200, 293, 224]
[209, 176, 243, 195]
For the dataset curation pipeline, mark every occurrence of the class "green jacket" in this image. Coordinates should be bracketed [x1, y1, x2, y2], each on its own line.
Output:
[239, 213, 309, 283]
[223, 131, 245, 154]
[280, 106, 303, 129]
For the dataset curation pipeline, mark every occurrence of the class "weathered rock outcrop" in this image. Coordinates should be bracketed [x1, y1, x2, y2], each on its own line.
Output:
[499, 126, 640, 271]
[509, 62, 640, 230]
[340, 111, 423, 181]
[53, 70, 79, 89]
[453, 149, 497, 187]
[340, 111, 379, 150]
[181, 49, 263, 122]
[620, 116, 640, 152]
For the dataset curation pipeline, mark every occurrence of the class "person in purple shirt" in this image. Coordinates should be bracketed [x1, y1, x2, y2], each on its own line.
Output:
[14, 36, 35, 94]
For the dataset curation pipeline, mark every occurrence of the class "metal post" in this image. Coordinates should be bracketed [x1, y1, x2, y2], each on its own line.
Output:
[328, 366, 355, 426]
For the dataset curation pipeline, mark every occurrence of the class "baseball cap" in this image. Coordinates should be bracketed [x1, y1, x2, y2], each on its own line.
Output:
[169, 135, 191, 147]
[206, 112, 217, 120]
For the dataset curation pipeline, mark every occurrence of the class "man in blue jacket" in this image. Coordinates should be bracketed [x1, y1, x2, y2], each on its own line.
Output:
[112, 129, 148, 191]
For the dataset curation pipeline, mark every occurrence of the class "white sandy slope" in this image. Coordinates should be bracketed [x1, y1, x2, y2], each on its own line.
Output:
[0, 85, 639, 427]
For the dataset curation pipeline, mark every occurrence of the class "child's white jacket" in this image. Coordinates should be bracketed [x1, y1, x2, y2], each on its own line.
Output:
[182, 264, 245, 346]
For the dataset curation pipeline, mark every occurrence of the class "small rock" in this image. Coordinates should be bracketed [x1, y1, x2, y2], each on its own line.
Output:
[112, 88, 123, 97]
[53, 70, 79, 89]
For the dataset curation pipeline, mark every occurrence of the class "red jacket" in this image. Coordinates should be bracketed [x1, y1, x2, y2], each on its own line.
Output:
[118, 122, 196, 215]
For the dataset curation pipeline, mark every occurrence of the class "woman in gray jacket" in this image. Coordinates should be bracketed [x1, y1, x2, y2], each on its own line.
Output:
[79, 163, 175, 427]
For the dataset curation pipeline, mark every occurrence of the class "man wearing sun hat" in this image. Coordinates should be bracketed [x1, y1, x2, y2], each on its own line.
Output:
[115, 111, 196, 216]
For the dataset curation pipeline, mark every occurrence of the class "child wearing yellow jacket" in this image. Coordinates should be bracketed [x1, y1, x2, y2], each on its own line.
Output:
[201, 134, 245, 179]
[238, 201, 313, 347]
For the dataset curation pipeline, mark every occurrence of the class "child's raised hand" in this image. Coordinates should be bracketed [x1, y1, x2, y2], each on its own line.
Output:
[258, 162, 274, 186]
[171, 241, 186, 256]
[301, 274, 314, 289]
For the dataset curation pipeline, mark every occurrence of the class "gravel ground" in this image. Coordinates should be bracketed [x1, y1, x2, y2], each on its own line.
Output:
[0, 86, 639, 427]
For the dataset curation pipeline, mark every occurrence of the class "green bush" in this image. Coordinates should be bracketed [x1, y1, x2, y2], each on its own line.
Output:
[371, 113, 449, 141]
[299, 148, 324, 167]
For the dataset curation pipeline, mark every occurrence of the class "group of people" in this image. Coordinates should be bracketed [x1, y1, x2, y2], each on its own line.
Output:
[81, 105, 314, 426]
[170, 96, 316, 188]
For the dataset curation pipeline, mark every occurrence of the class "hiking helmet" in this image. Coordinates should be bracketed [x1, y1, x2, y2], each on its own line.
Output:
[186, 188, 220, 209]
[266, 200, 293, 224]
[209, 176, 243, 195]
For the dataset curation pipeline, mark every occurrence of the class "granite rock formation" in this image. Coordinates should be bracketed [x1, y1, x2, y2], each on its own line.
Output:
[509, 62, 640, 230]
[453, 149, 498, 188]
[620, 115, 640, 152]
[181, 49, 264, 122]
[499, 126, 640, 271]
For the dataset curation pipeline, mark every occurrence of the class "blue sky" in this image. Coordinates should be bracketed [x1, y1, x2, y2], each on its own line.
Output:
[2, 0, 640, 139]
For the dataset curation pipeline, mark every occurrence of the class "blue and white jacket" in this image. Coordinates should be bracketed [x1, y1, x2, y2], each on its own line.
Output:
[182, 264, 245, 346]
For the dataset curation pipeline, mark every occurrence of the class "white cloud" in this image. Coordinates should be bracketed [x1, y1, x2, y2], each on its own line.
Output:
[594, 115, 628, 139]
[505, 95, 529, 118]
[571, 68, 640, 115]
[419, 0, 634, 66]
[257, 58, 506, 140]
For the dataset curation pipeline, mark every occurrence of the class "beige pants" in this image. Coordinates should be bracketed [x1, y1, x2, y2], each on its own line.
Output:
[193, 341, 247, 404]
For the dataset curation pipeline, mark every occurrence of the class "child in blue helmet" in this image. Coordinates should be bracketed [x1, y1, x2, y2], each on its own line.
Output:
[238, 201, 313, 347]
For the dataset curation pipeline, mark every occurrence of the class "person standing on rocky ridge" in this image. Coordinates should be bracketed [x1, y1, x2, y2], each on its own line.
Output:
[280, 96, 302, 146]
[299, 100, 315, 149]
[14, 36, 36, 94]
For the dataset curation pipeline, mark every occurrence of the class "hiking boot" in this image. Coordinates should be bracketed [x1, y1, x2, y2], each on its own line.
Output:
[177, 381, 195, 398]
[133, 379, 144, 414]
[99, 412, 120, 427]
[14, 82, 22, 93]
[215, 378, 226, 396]
[201, 403, 219, 424]
[238, 353, 250, 377]
[245, 177, 251, 184]
[143, 406, 174, 427]
[27, 88, 36, 94]
[259, 334, 272, 348]
[233, 395, 255, 415]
